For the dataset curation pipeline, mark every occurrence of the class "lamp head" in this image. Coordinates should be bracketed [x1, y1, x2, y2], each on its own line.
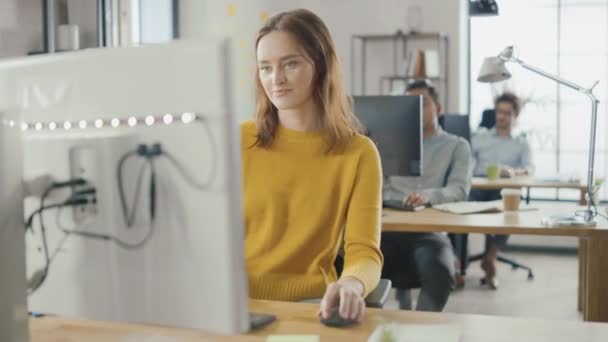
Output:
[477, 46, 515, 83]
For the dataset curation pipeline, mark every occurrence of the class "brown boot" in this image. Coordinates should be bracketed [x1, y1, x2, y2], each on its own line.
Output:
[454, 257, 465, 289]
[481, 257, 498, 289]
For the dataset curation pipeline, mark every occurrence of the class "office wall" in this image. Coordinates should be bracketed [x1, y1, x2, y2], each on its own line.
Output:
[0, 0, 44, 58]
[0, 0, 100, 59]
[179, 0, 469, 114]
[2, 1, 468, 115]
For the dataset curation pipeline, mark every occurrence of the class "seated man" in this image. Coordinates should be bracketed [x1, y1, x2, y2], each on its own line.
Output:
[382, 80, 473, 311]
[470, 92, 533, 288]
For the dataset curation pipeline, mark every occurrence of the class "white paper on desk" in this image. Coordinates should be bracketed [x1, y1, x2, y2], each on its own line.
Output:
[433, 200, 537, 215]
[368, 323, 461, 342]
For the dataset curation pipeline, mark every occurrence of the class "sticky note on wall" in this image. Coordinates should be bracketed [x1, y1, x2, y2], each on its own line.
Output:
[227, 4, 237, 16]
[260, 11, 270, 22]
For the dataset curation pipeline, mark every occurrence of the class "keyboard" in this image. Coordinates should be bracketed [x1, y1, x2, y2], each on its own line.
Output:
[383, 200, 426, 212]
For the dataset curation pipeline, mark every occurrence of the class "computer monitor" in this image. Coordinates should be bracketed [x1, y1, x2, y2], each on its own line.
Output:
[353, 95, 423, 176]
[1, 39, 251, 335]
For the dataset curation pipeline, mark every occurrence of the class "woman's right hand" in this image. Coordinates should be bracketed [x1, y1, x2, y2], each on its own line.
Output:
[318, 277, 366, 322]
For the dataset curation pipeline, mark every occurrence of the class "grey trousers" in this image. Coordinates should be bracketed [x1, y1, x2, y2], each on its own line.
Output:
[381, 232, 455, 312]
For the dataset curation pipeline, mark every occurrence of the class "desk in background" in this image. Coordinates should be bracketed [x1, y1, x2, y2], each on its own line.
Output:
[30, 300, 608, 342]
[382, 203, 608, 323]
[471, 176, 588, 204]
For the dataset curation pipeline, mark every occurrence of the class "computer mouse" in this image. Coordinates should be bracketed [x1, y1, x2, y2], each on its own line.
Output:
[319, 304, 358, 327]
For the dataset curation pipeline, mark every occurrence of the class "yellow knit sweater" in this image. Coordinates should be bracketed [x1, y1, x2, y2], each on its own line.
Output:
[241, 121, 383, 301]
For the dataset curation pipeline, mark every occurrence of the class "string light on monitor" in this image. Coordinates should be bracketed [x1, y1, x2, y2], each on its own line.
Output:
[127, 117, 137, 127]
[163, 114, 174, 125]
[145, 115, 155, 126]
[181, 112, 195, 124]
[17, 112, 204, 131]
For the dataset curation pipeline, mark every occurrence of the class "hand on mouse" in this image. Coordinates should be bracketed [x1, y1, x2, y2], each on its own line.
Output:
[318, 277, 365, 323]
[403, 192, 429, 207]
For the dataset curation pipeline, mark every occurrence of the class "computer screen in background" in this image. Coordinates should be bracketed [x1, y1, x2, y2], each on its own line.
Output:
[353, 95, 423, 177]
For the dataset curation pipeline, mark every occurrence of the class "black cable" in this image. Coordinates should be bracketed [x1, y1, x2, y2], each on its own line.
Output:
[117, 151, 149, 227]
[25, 198, 91, 231]
[149, 158, 156, 221]
[56, 217, 157, 251]
[55, 175, 158, 250]
[117, 151, 137, 227]
[126, 159, 149, 226]
[161, 152, 214, 190]
[30, 186, 54, 293]
[52, 178, 87, 188]
[26, 203, 66, 232]
[160, 117, 218, 190]
[596, 212, 608, 221]
[28, 179, 94, 294]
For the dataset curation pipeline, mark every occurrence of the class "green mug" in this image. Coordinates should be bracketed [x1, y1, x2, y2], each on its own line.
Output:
[486, 164, 499, 180]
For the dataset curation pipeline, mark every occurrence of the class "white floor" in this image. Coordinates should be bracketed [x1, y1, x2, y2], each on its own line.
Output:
[383, 234, 581, 321]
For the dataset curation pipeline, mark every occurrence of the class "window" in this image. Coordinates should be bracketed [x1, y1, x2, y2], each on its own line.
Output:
[470, 0, 608, 201]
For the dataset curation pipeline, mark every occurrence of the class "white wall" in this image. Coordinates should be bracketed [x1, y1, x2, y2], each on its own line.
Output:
[0, 0, 44, 58]
[179, 0, 469, 114]
[179, 0, 266, 120]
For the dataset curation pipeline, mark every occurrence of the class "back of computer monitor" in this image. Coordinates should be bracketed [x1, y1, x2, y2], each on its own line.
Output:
[442, 114, 471, 143]
[4, 39, 250, 334]
[0, 113, 28, 342]
[353, 96, 422, 176]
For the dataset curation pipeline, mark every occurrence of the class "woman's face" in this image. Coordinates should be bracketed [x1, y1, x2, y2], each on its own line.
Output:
[257, 31, 315, 112]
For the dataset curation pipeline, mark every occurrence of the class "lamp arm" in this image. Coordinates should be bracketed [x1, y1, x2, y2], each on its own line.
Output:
[501, 55, 591, 93]
[500, 54, 600, 221]
[586, 94, 600, 221]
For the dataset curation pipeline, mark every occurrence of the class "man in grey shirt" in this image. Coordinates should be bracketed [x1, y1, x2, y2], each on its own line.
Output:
[470, 92, 533, 289]
[381, 80, 473, 312]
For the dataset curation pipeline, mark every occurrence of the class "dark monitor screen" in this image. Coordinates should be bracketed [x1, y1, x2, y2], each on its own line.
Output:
[353, 95, 422, 177]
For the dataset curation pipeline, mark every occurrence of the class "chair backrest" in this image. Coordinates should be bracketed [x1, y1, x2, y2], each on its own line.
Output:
[439, 114, 471, 143]
[479, 109, 496, 129]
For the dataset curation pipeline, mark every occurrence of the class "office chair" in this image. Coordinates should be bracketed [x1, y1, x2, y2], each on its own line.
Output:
[334, 255, 391, 308]
[479, 109, 496, 129]
[440, 112, 534, 282]
[466, 189, 534, 281]
[439, 114, 471, 143]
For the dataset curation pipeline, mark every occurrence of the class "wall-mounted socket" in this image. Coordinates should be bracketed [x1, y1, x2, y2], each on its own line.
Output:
[69, 145, 98, 224]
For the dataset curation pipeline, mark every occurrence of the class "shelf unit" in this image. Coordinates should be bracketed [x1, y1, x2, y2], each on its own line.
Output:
[350, 31, 449, 109]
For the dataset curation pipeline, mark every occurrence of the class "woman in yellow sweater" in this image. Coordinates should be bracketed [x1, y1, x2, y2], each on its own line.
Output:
[241, 9, 383, 323]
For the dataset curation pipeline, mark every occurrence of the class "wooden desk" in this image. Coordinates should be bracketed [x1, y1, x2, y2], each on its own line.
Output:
[471, 176, 589, 204]
[382, 203, 608, 323]
[30, 300, 608, 342]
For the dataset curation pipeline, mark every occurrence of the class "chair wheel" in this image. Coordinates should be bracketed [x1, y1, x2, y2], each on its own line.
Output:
[527, 272, 534, 280]
[480, 278, 486, 285]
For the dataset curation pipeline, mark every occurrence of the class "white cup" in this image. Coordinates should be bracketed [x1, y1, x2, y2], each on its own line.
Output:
[501, 188, 521, 211]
